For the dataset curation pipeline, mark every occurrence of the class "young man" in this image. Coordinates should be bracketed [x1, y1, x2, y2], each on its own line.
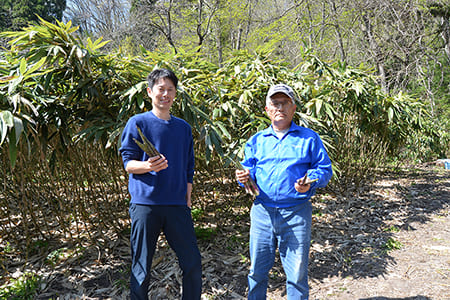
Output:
[120, 69, 202, 300]
[236, 84, 333, 299]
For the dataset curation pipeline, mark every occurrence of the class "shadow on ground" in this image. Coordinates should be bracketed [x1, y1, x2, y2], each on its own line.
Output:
[308, 166, 449, 281]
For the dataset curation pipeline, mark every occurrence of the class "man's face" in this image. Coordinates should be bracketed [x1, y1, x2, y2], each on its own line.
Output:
[147, 77, 176, 112]
[265, 93, 296, 125]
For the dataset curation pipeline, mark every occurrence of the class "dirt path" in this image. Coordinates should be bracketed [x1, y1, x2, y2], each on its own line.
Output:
[265, 165, 450, 300]
[308, 212, 450, 300]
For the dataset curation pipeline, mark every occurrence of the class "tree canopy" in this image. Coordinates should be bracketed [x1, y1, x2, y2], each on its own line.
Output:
[0, 0, 66, 31]
[61, 0, 449, 131]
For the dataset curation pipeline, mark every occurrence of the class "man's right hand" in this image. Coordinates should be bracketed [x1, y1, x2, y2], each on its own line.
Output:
[146, 155, 168, 172]
[235, 169, 250, 183]
[125, 154, 168, 174]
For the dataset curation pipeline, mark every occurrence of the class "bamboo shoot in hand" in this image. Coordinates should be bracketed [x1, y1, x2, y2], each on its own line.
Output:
[296, 176, 318, 185]
[234, 160, 259, 197]
[133, 126, 161, 158]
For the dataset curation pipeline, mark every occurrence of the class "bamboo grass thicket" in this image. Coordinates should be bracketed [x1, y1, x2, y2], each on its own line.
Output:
[133, 126, 161, 158]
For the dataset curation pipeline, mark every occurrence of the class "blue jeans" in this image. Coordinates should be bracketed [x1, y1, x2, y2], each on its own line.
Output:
[248, 201, 312, 300]
[129, 204, 202, 300]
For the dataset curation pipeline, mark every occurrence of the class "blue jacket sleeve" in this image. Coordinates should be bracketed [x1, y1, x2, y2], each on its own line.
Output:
[236, 137, 258, 188]
[306, 132, 333, 189]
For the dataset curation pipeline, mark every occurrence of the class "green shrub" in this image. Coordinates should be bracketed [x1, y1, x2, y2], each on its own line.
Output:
[0, 273, 41, 300]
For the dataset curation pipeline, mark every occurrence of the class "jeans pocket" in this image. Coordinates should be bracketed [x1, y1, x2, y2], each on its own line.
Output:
[129, 203, 136, 218]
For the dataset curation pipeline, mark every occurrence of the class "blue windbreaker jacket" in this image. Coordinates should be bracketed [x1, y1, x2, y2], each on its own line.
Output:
[241, 122, 332, 207]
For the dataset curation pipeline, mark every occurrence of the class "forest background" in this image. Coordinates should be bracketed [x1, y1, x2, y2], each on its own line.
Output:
[0, 0, 449, 298]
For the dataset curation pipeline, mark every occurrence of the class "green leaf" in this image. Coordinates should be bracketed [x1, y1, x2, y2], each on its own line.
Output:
[106, 127, 123, 149]
[87, 37, 110, 51]
[351, 81, 365, 96]
[315, 98, 323, 115]
[19, 58, 27, 75]
[216, 122, 231, 139]
[324, 102, 335, 120]
[205, 133, 212, 162]
[25, 57, 47, 75]
[0, 111, 14, 145]
[136, 94, 144, 109]
[8, 76, 23, 95]
[13, 117, 23, 145]
[388, 107, 394, 122]
[210, 129, 224, 157]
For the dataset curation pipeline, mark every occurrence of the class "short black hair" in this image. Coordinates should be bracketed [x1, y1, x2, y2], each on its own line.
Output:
[147, 68, 178, 89]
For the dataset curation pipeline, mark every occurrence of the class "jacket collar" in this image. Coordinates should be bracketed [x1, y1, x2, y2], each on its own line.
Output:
[262, 121, 301, 137]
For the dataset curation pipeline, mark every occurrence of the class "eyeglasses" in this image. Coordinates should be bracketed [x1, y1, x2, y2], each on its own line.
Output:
[268, 101, 292, 109]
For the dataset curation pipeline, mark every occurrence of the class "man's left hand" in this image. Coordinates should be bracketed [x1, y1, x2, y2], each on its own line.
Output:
[295, 175, 315, 193]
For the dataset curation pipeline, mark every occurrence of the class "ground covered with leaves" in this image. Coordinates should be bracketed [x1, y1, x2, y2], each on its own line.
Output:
[2, 164, 449, 299]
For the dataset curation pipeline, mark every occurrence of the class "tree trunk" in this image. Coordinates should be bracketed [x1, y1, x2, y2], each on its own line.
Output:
[329, 0, 346, 63]
[440, 16, 450, 64]
[361, 13, 388, 93]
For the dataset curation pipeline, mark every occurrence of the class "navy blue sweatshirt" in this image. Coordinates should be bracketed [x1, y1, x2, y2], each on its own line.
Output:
[119, 111, 194, 206]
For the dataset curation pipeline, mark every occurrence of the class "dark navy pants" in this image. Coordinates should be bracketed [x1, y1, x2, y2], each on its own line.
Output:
[129, 203, 202, 300]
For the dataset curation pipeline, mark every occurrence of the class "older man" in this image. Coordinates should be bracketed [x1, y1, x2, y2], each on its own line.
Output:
[236, 83, 332, 299]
